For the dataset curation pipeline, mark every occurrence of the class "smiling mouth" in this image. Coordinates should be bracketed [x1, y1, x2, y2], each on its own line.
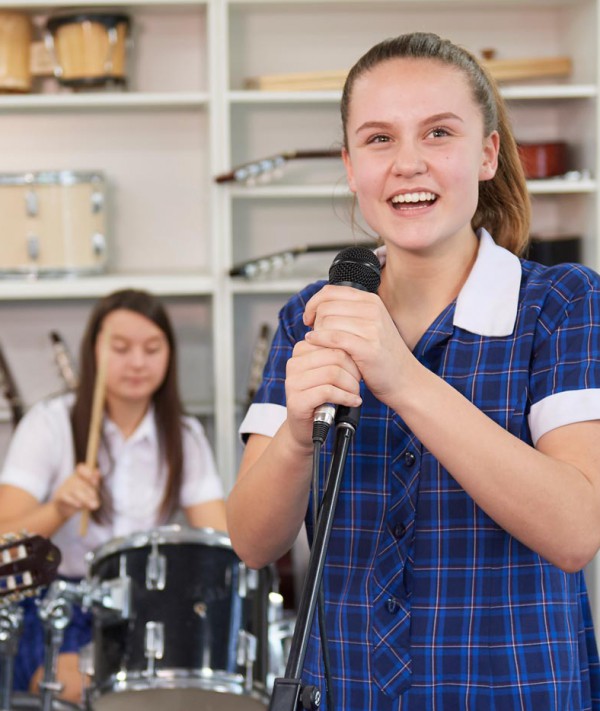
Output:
[390, 191, 437, 207]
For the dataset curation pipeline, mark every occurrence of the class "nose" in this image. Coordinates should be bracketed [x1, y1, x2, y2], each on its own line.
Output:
[129, 347, 146, 367]
[391, 140, 427, 178]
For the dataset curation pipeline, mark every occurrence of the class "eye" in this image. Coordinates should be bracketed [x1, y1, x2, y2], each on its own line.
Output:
[367, 134, 391, 145]
[429, 126, 450, 139]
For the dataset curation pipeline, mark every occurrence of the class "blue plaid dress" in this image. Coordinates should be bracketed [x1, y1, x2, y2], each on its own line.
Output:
[240, 230, 600, 710]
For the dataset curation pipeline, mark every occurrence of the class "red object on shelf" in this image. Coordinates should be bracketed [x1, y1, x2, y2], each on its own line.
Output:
[517, 141, 568, 179]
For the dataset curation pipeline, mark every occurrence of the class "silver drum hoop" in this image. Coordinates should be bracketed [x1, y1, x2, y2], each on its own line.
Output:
[0, 170, 105, 186]
[86, 525, 231, 569]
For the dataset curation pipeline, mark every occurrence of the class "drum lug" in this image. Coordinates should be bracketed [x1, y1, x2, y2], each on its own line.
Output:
[91, 232, 107, 257]
[87, 559, 132, 619]
[236, 630, 257, 692]
[146, 540, 166, 590]
[25, 188, 38, 217]
[238, 562, 259, 598]
[144, 620, 164, 676]
[91, 189, 104, 214]
[26, 234, 40, 261]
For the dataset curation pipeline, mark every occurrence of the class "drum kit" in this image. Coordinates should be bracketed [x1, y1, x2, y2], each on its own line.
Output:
[0, 526, 296, 711]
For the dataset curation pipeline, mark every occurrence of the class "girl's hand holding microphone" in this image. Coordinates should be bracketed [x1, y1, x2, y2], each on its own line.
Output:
[285, 336, 362, 451]
[302, 283, 412, 410]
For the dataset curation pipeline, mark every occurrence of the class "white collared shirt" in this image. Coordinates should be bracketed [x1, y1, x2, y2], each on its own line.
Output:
[1, 393, 223, 577]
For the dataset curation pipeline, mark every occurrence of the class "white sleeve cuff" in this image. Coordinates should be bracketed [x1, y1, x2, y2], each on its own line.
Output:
[528, 389, 600, 445]
[239, 403, 287, 442]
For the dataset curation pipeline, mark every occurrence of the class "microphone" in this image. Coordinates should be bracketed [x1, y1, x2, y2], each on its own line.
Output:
[311, 246, 382, 443]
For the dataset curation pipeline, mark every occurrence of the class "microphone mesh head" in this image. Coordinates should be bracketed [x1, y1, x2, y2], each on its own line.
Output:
[329, 246, 381, 293]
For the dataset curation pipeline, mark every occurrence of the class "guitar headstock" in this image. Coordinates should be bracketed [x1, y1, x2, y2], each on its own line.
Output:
[0, 533, 61, 605]
[215, 148, 341, 185]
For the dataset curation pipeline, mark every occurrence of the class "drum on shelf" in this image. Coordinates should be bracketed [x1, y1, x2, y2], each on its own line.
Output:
[0, 170, 107, 278]
[0, 11, 32, 93]
[85, 525, 276, 711]
[45, 12, 131, 89]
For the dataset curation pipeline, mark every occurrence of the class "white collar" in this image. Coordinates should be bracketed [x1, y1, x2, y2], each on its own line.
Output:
[375, 228, 521, 337]
[104, 404, 158, 445]
[454, 228, 521, 336]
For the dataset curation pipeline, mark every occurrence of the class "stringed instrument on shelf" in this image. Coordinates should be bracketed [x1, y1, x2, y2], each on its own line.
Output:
[230, 241, 376, 279]
[214, 148, 341, 184]
[0, 533, 62, 605]
[0, 342, 24, 428]
[49, 331, 79, 391]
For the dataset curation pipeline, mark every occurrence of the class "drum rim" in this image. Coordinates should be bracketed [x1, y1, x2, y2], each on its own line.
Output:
[87, 524, 233, 568]
[0, 170, 105, 186]
[47, 12, 131, 33]
[10, 691, 82, 710]
[90, 668, 262, 696]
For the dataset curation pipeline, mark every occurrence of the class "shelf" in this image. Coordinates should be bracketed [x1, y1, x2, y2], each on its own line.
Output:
[0, 273, 215, 300]
[226, 178, 597, 198]
[0, 0, 207, 7]
[231, 277, 323, 294]
[527, 178, 597, 194]
[227, 0, 579, 6]
[229, 184, 349, 198]
[0, 92, 209, 112]
[229, 85, 597, 104]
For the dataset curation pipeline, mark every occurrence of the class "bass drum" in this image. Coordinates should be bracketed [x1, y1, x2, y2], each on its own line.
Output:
[85, 526, 274, 711]
[0, 171, 107, 278]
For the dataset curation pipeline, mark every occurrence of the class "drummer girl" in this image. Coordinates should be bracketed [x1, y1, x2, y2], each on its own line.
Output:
[0, 288, 227, 703]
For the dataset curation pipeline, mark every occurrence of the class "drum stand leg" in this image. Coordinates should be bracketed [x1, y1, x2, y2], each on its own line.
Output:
[0, 603, 24, 711]
[36, 583, 74, 711]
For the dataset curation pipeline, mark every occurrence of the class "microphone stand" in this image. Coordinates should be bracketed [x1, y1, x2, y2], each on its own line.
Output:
[268, 405, 360, 711]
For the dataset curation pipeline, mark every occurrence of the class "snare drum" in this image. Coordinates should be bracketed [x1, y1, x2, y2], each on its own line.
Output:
[0, 11, 32, 93]
[46, 12, 131, 88]
[85, 526, 273, 711]
[0, 171, 107, 278]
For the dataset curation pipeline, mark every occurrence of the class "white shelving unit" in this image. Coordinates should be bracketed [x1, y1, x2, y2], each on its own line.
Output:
[1, 1, 599, 608]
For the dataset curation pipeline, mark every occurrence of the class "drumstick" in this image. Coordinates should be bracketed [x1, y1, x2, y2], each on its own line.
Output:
[79, 327, 111, 537]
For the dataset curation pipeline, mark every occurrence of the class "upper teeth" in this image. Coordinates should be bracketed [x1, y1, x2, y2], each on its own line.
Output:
[391, 192, 436, 204]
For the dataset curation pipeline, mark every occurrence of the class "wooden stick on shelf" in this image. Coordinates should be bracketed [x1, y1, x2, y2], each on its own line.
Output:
[79, 327, 111, 537]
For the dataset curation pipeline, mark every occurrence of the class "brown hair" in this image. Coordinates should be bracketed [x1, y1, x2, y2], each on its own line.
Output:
[71, 289, 184, 522]
[341, 32, 530, 255]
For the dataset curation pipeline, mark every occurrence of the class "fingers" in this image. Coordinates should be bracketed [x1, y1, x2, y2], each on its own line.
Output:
[53, 466, 101, 520]
[286, 340, 362, 416]
[303, 284, 378, 328]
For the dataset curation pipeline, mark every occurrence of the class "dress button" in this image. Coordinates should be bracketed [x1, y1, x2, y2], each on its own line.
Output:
[386, 597, 399, 614]
[393, 522, 406, 539]
[404, 451, 416, 467]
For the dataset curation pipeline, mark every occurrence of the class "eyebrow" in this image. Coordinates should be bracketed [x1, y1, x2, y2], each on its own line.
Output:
[111, 334, 164, 344]
[355, 112, 464, 135]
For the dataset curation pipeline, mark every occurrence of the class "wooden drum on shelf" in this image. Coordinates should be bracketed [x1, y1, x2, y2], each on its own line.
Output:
[0, 11, 33, 93]
[45, 12, 131, 88]
[0, 170, 108, 278]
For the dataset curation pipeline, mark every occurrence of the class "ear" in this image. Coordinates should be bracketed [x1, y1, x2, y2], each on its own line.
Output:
[479, 130, 499, 182]
[342, 147, 357, 193]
